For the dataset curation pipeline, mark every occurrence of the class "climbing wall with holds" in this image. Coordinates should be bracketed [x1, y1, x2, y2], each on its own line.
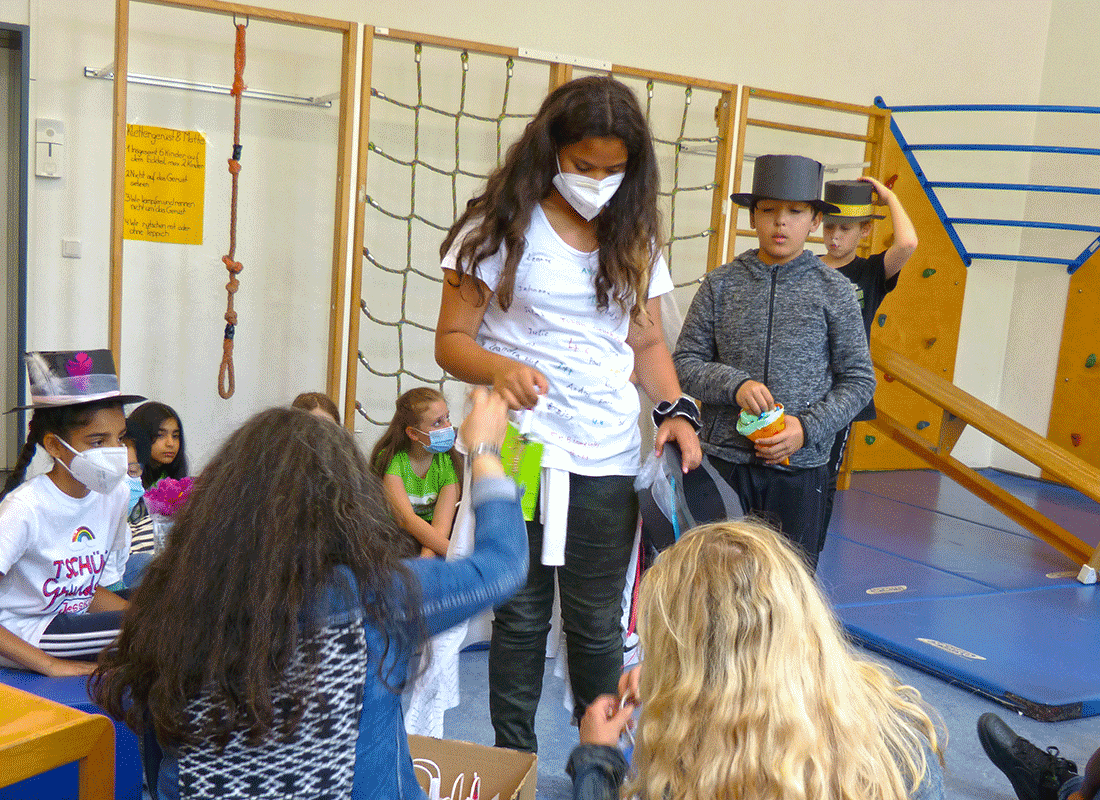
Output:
[1045, 247, 1100, 478]
[846, 133, 969, 471]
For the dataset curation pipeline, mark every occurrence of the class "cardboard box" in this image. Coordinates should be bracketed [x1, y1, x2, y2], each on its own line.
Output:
[409, 735, 538, 800]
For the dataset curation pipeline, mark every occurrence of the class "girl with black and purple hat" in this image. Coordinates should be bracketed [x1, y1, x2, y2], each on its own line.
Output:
[0, 349, 144, 675]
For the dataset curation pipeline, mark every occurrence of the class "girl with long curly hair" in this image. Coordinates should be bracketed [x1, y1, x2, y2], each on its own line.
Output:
[91, 388, 526, 799]
[570, 518, 945, 800]
[436, 74, 702, 753]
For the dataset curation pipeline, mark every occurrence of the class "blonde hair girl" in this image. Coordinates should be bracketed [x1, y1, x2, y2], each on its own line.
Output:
[576, 519, 944, 800]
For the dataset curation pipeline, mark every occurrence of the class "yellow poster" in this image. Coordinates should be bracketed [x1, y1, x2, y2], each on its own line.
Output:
[124, 124, 206, 245]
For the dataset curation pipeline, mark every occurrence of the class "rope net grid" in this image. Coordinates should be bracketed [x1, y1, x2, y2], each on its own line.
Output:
[357, 39, 730, 434]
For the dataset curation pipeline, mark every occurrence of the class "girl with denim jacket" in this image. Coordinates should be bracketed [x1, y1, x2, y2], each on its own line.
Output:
[92, 389, 526, 799]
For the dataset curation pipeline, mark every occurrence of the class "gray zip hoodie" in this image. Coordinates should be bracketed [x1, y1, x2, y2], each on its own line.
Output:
[673, 249, 875, 469]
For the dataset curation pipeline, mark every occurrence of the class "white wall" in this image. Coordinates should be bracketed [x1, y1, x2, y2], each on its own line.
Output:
[1, 0, 1088, 470]
[14, 3, 345, 469]
[992, 0, 1100, 475]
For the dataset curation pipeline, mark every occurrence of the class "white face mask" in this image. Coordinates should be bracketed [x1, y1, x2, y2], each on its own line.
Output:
[56, 438, 129, 495]
[552, 156, 625, 221]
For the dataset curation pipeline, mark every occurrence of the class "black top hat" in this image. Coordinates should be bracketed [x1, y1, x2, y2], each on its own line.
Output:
[730, 154, 840, 214]
[11, 349, 146, 411]
[822, 180, 886, 220]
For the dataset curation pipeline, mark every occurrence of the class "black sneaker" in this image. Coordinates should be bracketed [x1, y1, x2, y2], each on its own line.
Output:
[978, 712, 1078, 800]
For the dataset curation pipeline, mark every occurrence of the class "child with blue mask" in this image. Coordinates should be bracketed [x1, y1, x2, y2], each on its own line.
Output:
[368, 387, 459, 558]
[101, 438, 154, 591]
[125, 439, 145, 513]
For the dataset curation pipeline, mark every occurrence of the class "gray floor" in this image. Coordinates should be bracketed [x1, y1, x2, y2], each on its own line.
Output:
[441, 647, 1100, 800]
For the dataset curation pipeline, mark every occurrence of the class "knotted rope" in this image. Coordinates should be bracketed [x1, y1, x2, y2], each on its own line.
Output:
[218, 21, 247, 399]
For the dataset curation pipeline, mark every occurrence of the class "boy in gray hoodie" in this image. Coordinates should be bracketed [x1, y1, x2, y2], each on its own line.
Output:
[673, 154, 875, 569]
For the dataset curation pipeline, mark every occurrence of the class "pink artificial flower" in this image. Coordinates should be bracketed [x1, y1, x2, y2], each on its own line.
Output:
[66, 352, 94, 392]
[144, 476, 194, 517]
[65, 352, 94, 377]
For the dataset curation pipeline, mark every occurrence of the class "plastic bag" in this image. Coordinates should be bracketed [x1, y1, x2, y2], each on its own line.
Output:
[636, 443, 743, 554]
[635, 447, 681, 540]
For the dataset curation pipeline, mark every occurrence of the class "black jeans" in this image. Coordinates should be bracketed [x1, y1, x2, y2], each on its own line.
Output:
[709, 457, 828, 572]
[488, 473, 637, 752]
[821, 424, 852, 547]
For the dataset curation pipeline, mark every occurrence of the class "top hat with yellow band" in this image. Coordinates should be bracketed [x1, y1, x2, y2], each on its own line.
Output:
[822, 180, 886, 220]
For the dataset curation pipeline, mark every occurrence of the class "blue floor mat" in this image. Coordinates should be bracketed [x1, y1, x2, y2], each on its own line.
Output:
[850, 469, 1100, 547]
[824, 470, 1100, 721]
[839, 585, 1100, 721]
[828, 486, 1081, 590]
[817, 535, 997, 606]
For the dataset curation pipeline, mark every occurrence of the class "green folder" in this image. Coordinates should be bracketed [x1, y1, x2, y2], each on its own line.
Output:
[500, 422, 543, 521]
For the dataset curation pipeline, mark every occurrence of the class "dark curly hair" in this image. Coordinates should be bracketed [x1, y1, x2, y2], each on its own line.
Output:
[440, 75, 663, 321]
[91, 407, 422, 748]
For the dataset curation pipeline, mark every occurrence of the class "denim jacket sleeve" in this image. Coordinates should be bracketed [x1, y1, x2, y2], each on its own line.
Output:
[408, 475, 528, 636]
[566, 744, 628, 800]
[911, 739, 945, 800]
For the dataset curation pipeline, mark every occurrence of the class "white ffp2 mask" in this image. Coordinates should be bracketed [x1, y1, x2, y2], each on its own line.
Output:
[57, 439, 129, 494]
[552, 158, 625, 221]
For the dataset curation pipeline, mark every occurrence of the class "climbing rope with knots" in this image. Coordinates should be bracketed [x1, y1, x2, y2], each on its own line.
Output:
[218, 19, 247, 399]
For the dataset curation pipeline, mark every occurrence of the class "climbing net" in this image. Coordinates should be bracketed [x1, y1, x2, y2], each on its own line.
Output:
[354, 36, 732, 431]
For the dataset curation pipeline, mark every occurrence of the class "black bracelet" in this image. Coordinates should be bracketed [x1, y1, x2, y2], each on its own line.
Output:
[652, 396, 702, 432]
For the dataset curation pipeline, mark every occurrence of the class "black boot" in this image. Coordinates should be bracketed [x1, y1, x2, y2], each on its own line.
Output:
[978, 712, 1078, 800]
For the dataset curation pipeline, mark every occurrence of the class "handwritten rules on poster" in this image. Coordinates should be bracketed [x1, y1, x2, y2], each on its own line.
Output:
[124, 124, 206, 245]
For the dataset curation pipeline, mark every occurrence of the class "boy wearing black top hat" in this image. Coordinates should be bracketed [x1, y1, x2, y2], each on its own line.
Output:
[673, 154, 875, 568]
[819, 176, 918, 536]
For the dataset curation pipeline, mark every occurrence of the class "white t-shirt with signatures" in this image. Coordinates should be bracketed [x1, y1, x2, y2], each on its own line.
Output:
[442, 204, 673, 475]
[0, 473, 128, 663]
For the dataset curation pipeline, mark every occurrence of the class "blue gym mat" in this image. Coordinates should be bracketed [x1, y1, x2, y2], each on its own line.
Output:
[821, 470, 1100, 721]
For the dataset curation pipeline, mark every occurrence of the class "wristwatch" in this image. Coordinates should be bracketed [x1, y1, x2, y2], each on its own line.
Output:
[652, 396, 702, 432]
[469, 441, 502, 460]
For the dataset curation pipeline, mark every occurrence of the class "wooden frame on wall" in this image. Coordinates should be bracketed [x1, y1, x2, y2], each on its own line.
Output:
[727, 86, 891, 263]
[108, 0, 357, 400]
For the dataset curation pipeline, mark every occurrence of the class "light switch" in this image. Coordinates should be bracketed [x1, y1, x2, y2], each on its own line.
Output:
[36, 119, 64, 178]
[61, 239, 81, 258]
